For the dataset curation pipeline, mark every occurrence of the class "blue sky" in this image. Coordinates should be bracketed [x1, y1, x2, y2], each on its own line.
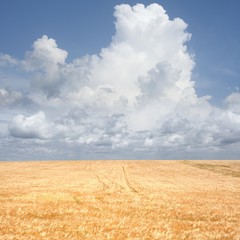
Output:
[0, 1, 240, 160]
[1, 0, 239, 103]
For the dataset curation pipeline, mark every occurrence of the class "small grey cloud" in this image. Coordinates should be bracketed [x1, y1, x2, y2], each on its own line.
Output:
[0, 88, 22, 106]
[8, 111, 53, 139]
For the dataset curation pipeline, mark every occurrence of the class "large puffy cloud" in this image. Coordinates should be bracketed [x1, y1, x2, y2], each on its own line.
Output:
[1, 3, 240, 159]
[23, 35, 68, 70]
[22, 35, 68, 97]
[87, 4, 193, 109]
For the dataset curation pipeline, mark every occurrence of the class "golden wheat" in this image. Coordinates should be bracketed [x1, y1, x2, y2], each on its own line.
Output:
[0, 160, 240, 239]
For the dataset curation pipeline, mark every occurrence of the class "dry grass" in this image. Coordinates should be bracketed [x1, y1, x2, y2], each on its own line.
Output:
[0, 160, 240, 239]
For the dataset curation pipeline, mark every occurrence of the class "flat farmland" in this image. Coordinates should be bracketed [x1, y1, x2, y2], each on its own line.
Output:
[0, 160, 240, 239]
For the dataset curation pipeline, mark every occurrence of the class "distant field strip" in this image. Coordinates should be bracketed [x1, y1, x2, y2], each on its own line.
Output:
[183, 160, 240, 178]
[0, 160, 240, 239]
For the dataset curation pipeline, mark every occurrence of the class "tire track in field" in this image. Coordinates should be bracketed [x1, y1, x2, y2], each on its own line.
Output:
[122, 163, 151, 196]
[91, 167, 127, 193]
[99, 173, 125, 192]
[83, 162, 110, 191]
[122, 166, 139, 194]
[92, 172, 109, 191]
[72, 163, 111, 204]
[85, 165, 120, 192]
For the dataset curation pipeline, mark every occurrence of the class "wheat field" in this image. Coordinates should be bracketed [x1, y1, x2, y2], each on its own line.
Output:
[0, 160, 240, 239]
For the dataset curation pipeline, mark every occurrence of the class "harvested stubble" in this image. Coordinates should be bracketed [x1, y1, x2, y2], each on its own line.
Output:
[0, 160, 240, 239]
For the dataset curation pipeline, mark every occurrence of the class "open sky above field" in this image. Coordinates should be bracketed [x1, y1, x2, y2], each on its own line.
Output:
[0, 0, 240, 160]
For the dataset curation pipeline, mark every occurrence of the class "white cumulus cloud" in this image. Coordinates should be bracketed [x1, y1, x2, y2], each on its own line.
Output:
[224, 92, 240, 114]
[0, 54, 19, 67]
[1, 3, 240, 159]
[9, 111, 53, 139]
